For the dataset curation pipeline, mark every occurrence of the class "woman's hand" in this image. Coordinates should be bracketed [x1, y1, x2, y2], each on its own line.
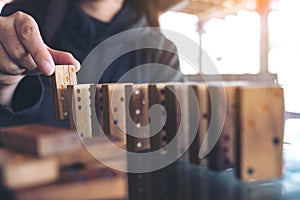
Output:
[0, 11, 80, 105]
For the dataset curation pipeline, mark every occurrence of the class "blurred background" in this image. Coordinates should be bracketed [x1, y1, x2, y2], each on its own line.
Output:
[159, 0, 300, 114]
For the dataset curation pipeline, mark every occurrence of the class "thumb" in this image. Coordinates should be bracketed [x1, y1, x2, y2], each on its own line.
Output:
[48, 47, 81, 72]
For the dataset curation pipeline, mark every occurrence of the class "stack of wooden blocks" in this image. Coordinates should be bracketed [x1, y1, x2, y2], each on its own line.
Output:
[0, 65, 285, 199]
[0, 124, 127, 200]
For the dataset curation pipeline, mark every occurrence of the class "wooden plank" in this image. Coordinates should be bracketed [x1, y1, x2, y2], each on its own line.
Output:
[67, 84, 100, 138]
[0, 124, 80, 157]
[208, 84, 237, 170]
[236, 85, 284, 181]
[10, 163, 127, 200]
[0, 149, 58, 189]
[49, 65, 77, 120]
[125, 84, 150, 153]
[101, 84, 128, 144]
[82, 137, 127, 170]
[188, 83, 209, 165]
[52, 136, 126, 168]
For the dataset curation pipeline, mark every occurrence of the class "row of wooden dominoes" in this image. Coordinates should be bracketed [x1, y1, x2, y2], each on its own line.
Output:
[50, 65, 285, 182]
[0, 124, 127, 199]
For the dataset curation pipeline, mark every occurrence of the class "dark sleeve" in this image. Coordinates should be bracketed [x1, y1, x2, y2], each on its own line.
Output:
[1, 0, 47, 19]
[0, 76, 44, 127]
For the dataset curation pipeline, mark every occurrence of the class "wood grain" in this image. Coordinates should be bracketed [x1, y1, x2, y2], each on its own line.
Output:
[148, 84, 167, 152]
[0, 149, 58, 189]
[236, 85, 284, 181]
[208, 84, 237, 170]
[189, 83, 209, 165]
[0, 124, 80, 157]
[165, 83, 190, 159]
[13, 163, 127, 200]
[125, 84, 150, 153]
[49, 65, 77, 120]
[67, 84, 99, 138]
[101, 84, 129, 144]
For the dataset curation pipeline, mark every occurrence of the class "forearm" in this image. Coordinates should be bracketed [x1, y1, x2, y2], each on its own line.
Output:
[0, 83, 18, 106]
[0, 76, 44, 127]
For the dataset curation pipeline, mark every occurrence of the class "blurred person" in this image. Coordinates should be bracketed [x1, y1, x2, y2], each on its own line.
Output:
[0, 0, 181, 127]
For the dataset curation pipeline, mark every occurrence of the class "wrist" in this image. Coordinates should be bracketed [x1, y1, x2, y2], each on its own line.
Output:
[0, 83, 19, 106]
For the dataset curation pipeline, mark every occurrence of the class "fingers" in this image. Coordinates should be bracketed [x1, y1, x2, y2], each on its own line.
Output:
[0, 12, 54, 76]
[0, 14, 38, 72]
[24, 48, 81, 76]
[0, 42, 25, 75]
[13, 12, 55, 75]
[48, 48, 81, 72]
[0, 11, 80, 78]
[0, 72, 24, 86]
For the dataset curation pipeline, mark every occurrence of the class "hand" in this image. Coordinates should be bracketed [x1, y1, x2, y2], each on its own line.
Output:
[0, 11, 80, 105]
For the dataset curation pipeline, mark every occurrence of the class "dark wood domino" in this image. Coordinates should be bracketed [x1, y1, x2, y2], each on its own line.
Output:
[49, 65, 77, 120]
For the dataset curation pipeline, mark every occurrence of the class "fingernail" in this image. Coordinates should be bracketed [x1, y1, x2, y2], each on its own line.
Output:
[17, 68, 26, 74]
[41, 60, 54, 75]
[75, 60, 81, 72]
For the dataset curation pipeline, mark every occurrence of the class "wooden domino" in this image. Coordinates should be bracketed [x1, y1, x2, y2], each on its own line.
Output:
[67, 84, 100, 138]
[124, 85, 153, 200]
[148, 83, 167, 151]
[208, 84, 238, 170]
[0, 124, 80, 157]
[49, 65, 77, 120]
[236, 85, 284, 181]
[164, 83, 190, 158]
[0, 149, 58, 189]
[100, 84, 128, 143]
[125, 83, 153, 200]
[125, 84, 151, 153]
[188, 83, 209, 165]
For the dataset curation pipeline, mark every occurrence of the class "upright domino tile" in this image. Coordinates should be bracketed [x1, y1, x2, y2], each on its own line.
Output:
[188, 83, 209, 165]
[208, 84, 238, 170]
[164, 83, 190, 158]
[49, 65, 77, 120]
[0, 124, 80, 157]
[148, 83, 167, 151]
[125, 84, 151, 153]
[0, 149, 58, 189]
[148, 84, 171, 200]
[236, 85, 284, 181]
[100, 84, 128, 143]
[67, 84, 100, 138]
[124, 85, 153, 200]
[95, 85, 104, 136]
